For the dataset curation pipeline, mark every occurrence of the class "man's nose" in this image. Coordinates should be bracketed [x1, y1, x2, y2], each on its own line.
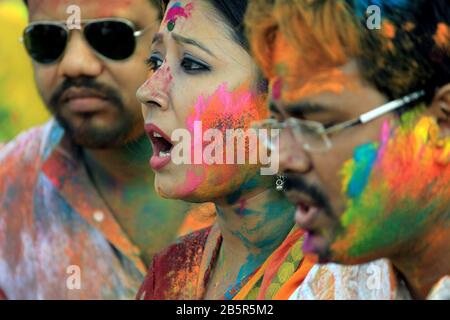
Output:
[57, 31, 103, 78]
[278, 129, 313, 174]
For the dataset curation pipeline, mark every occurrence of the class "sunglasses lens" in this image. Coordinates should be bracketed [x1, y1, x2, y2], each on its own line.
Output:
[23, 24, 67, 64]
[85, 20, 136, 60]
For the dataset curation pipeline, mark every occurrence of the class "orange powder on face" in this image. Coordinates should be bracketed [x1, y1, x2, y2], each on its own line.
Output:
[282, 68, 361, 104]
[434, 23, 450, 51]
[271, 25, 360, 105]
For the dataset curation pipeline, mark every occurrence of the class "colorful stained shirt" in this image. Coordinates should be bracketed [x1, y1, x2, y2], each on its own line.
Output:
[136, 223, 398, 300]
[289, 260, 411, 300]
[0, 119, 215, 300]
[428, 276, 450, 300]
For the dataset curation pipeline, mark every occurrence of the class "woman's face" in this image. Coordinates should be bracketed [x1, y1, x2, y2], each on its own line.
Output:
[137, 0, 269, 202]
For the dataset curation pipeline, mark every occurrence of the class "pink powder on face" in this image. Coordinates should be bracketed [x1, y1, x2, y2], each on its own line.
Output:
[376, 120, 391, 163]
[142, 63, 173, 99]
[171, 82, 268, 199]
[175, 169, 205, 195]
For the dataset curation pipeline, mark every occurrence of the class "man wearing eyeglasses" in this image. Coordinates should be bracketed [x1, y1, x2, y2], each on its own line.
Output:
[0, 0, 214, 299]
[247, 0, 449, 299]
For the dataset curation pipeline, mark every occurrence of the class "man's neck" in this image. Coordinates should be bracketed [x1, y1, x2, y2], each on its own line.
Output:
[82, 134, 153, 184]
[205, 178, 295, 298]
[81, 135, 188, 265]
[393, 222, 450, 299]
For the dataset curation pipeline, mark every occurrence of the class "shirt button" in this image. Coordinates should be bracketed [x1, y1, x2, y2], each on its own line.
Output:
[93, 210, 105, 223]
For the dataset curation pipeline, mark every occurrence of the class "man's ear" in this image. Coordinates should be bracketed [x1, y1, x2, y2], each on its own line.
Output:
[428, 83, 450, 138]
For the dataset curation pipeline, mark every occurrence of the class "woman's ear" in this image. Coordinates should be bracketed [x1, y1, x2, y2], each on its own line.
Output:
[428, 83, 450, 138]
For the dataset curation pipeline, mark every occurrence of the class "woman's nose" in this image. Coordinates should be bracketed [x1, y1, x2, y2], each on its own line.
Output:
[136, 64, 172, 115]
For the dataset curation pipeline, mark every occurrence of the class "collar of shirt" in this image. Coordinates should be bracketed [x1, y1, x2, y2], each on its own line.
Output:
[40, 120, 146, 275]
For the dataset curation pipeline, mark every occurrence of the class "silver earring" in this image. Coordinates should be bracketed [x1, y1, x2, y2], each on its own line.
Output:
[275, 175, 285, 191]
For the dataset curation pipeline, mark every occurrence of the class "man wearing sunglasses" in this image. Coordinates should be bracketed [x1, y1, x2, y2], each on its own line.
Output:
[247, 0, 449, 299]
[0, 0, 214, 299]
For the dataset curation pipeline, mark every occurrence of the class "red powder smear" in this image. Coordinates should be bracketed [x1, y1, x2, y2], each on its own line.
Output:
[141, 63, 173, 100]
[433, 23, 450, 50]
[164, 2, 194, 23]
[271, 77, 283, 101]
[376, 120, 391, 163]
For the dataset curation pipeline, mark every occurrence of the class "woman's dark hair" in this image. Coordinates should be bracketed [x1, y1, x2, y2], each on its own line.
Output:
[163, 0, 250, 51]
[207, 0, 250, 51]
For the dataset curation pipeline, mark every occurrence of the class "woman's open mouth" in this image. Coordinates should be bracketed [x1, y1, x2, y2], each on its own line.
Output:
[145, 123, 174, 170]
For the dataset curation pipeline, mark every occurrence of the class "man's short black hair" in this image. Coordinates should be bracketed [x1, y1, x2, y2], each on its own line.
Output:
[354, 0, 450, 103]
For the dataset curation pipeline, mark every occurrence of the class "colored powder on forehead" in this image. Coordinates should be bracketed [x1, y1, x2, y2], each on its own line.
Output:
[164, 1, 194, 29]
[333, 113, 450, 260]
[280, 68, 359, 104]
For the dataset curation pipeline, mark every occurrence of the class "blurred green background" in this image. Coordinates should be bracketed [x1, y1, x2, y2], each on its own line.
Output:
[0, 0, 49, 143]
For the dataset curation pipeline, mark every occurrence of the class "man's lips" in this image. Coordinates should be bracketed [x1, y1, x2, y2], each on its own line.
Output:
[285, 189, 328, 254]
[285, 190, 321, 229]
[60, 88, 109, 113]
[144, 123, 173, 170]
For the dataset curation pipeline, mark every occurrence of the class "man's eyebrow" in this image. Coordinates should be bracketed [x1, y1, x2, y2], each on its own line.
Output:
[171, 33, 216, 57]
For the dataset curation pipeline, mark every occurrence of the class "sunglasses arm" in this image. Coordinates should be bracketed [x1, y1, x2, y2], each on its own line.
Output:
[134, 20, 159, 37]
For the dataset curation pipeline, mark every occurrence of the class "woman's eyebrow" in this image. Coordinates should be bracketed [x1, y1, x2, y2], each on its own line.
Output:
[171, 32, 216, 57]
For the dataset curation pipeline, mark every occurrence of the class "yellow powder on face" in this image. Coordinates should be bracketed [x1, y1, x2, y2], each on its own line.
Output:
[433, 23, 450, 51]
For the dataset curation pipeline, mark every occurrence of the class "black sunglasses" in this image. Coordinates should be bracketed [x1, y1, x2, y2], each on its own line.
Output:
[21, 18, 154, 64]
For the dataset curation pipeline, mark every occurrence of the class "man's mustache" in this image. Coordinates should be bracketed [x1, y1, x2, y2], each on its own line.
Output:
[49, 77, 124, 111]
[284, 172, 334, 217]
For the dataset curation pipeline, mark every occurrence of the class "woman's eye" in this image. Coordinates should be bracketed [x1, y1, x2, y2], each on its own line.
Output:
[145, 54, 163, 72]
[181, 55, 210, 74]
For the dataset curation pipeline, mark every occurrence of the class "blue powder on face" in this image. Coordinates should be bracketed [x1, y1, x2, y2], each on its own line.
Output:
[347, 143, 379, 198]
